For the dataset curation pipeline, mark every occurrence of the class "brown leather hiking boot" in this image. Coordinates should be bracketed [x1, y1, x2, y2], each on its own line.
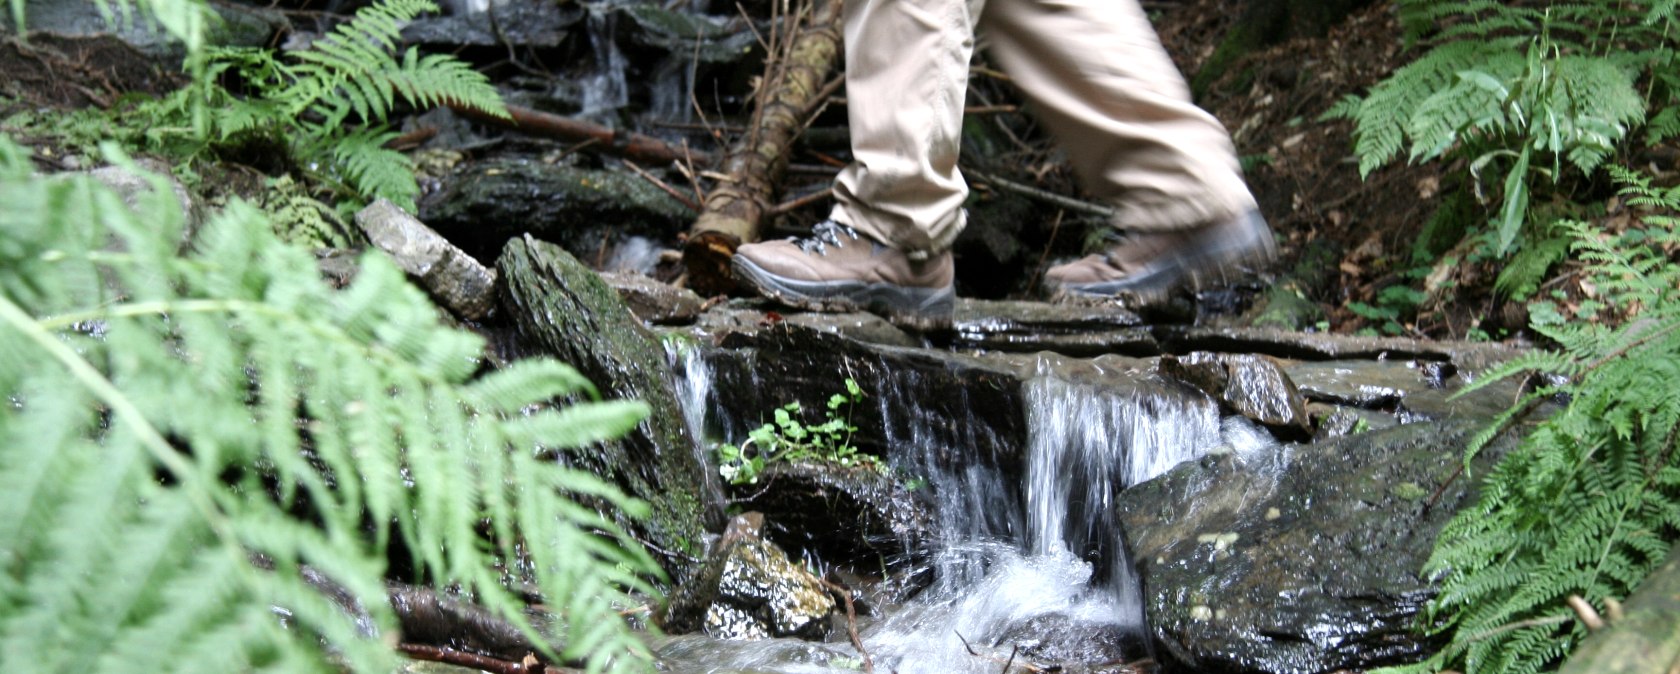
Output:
[1044, 209, 1276, 306]
[732, 220, 955, 330]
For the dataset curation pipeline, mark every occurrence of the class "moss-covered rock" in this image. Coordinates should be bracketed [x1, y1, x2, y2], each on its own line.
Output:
[499, 235, 720, 579]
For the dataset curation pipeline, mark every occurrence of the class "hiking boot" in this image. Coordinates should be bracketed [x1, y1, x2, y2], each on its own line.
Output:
[1044, 209, 1276, 306]
[732, 220, 955, 330]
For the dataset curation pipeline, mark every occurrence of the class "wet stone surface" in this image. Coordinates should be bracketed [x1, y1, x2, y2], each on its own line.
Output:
[663, 514, 837, 642]
[1115, 419, 1516, 674]
[735, 462, 936, 578]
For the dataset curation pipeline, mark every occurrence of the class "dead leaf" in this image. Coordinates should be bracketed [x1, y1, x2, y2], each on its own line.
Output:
[1416, 176, 1439, 199]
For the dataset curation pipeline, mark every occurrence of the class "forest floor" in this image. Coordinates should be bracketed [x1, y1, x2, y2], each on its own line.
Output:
[1155, 0, 1488, 339]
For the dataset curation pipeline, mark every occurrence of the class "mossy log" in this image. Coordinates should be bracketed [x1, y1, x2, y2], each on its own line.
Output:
[682, 0, 843, 297]
[1558, 543, 1680, 674]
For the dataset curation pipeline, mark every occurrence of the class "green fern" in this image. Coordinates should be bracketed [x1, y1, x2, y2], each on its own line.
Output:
[1380, 168, 1680, 674]
[259, 175, 361, 248]
[1334, 0, 1672, 257]
[0, 138, 659, 674]
[204, 0, 506, 211]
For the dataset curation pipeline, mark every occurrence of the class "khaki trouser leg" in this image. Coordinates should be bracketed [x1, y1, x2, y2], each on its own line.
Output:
[828, 0, 981, 259]
[979, 0, 1255, 231]
[833, 0, 1256, 250]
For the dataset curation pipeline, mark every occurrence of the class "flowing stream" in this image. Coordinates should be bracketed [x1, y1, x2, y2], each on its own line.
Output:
[658, 349, 1275, 672]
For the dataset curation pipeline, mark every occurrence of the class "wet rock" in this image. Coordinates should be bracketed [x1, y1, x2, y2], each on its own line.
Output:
[695, 323, 1034, 475]
[662, 513, 837, 641]
[401, 1, 583, 48]
[620, 5, 757, 62]
[994, 613, 1149, 669]
[89, 160, 198, 245]
[953, 299, 1156, 356]
[498, 235, 719, 577]
[1284, 359, 1526, 423]
[1308, 403, 1396, 442]
[420, 159, 690, 263]
[600, 271, 704, 325]
[3, 0, 281, 60]
[695, 300, 922, 348]
[1158, 353, 1311, 438]
[1162, 326, 1526, 373]
[1116, 419, 1517, 674]
[736, 462, 935, 576]
[356, 199, 497, 320]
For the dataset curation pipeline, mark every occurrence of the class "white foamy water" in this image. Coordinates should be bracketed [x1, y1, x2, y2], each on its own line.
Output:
[660, 351, 1264, 672]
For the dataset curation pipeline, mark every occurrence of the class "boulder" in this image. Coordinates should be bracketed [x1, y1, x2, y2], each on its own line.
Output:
[498, 235, 720, 577]
[356, 199, 497, 320]
[661, 513, 837, 641]
[1115, 419, 1515, 674]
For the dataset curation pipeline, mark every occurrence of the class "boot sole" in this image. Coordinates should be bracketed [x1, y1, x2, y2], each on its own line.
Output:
[1051, 211, 1278, 306]
[732, 256, 955, 331]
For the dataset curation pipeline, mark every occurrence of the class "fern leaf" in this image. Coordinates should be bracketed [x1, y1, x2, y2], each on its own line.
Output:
[0, 139, 661, 674]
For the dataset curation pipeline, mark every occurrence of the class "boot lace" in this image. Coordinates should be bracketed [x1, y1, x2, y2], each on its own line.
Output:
[791, 220, 861, 255]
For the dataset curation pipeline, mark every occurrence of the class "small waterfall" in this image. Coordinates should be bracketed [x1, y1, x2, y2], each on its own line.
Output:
[580, 3, 629, 121]
[873, 371, 1022, 592]
[1023, 375, 1222, 591]
[663, 348, 1257, 672]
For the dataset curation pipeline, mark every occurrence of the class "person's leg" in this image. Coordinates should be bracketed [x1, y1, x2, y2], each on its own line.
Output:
[732, 0, 981, 329]
[979, 0, 1272, 300]
[828, 0, 982, 258]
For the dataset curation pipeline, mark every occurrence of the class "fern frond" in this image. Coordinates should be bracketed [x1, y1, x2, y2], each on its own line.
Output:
[1417, 169, 1680, 674]
[0, 139, 661, 674]
[320, 127, 419, 210]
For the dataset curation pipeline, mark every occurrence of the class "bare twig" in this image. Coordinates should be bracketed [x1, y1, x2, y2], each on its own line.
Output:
[769, 187, 834, 215]
[966, 168, 1117, 219]
[623, 159, 701, 212]
[399, 644, 572, 674]
[1027, 209, 1065, 295]
[447, 101, 712, 166]
[821, 577, 875, 673]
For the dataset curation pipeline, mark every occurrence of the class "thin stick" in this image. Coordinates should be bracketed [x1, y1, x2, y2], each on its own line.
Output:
[821, 578, 875, 673]
[1567, 594, 1606, 631]
[967, 169, 1117, 219]
[623, 160, 700, 212]
[769, 187, 834, 215]
[1028, 209, 1065, 294]
[398, 644, 571, 674]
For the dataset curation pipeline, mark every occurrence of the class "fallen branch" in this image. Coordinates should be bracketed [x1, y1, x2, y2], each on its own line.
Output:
[447, 101, 713, 166]
[966, 168, 1117, 219]
[623, 159, 701, 212]
[399, 643, 572, 674]
[1558, 543, 1680, 674]
[821, 576, 875, 673]
[681, 0, 845, 295]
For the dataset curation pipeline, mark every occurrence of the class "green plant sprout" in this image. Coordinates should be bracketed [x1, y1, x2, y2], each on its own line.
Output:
[716, 378, 886, 485]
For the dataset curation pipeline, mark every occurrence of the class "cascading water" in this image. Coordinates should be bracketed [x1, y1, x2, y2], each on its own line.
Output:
[662, 350, 1267, 672]
[580, 2, 630, 121]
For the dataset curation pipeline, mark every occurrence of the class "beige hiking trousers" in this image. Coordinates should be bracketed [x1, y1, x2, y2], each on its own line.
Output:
[828, 0, 1258, 259]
